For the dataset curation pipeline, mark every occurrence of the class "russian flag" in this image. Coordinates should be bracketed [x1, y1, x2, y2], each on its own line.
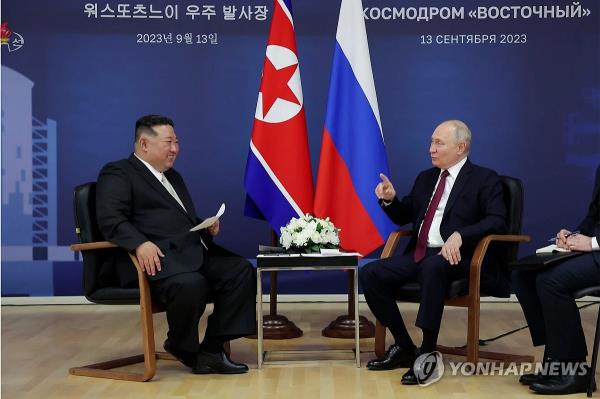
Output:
[314, 0, 395, 256]
[244, 0, 314, 232]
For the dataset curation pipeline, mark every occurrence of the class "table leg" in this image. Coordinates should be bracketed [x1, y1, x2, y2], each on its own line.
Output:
[322, 270, 375, 339]
[257, 268, 263, 369]
[354, 266, 360, 367]
[248, 271, 303, 340]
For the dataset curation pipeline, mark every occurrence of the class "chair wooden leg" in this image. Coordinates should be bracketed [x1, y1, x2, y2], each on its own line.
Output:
[374, 320, 386, 358]
[139, 276, 158, 381]
[437, 297, 534, 365]
[587, 304, 600, 397]
[466, 296, 480, 364]
[436, 345, 534, 364]
[70, 275, 176, 382]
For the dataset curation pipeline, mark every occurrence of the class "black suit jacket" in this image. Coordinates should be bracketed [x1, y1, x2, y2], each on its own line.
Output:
[381, 159, 508, 295]
[96, 154, 214, 285]
[577, 164, 600, 266]
[381, 159, 507, 257]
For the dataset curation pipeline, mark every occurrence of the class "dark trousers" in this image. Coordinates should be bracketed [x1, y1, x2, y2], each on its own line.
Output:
[512, 253, 599, 361]
[359, 248, 470, 348]
[150, 248, 256, 353]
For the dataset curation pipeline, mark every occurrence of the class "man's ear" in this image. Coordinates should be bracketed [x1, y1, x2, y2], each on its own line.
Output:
[138, 136, 148, 151]
[457, 141, 466, 155]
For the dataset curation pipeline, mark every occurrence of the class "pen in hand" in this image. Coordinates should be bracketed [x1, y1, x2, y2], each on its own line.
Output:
[547, 230, 580, 242]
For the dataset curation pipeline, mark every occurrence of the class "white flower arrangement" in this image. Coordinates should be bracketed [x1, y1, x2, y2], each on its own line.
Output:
[279, 214, 340, 253]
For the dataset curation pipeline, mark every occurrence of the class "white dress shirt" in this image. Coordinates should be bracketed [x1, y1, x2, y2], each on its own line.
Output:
[134, 153, 186, 212]
[419, 157, 468, 248]
[134, 153, 209, 250]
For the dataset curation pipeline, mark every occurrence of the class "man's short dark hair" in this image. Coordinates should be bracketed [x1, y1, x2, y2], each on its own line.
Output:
[135, 115, 174, 143]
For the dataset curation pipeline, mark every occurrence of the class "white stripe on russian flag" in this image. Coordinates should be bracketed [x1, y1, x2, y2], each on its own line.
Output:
[335, 0, 382, 135]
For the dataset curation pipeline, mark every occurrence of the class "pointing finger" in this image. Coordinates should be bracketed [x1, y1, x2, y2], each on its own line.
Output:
[379, 173, 391, 184]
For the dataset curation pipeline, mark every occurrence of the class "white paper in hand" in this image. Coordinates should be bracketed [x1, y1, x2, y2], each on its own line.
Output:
[190, 203, 225, 231]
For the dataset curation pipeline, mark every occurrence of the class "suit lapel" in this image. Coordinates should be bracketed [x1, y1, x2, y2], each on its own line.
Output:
[128, 155, 194, 222]
[443, 159, 473, 219]
[165, 169, 198, 223]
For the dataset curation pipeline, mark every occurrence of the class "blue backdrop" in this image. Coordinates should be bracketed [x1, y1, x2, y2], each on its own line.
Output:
[2, 0, 599, 296]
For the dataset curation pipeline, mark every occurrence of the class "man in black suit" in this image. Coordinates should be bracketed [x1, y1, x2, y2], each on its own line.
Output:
[96, 115, 256, 374]
[359, 120, 507, 384]
[513, 164, 600, 395]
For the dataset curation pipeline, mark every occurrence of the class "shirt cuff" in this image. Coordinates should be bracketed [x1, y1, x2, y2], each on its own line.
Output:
[381, 199, 392, 207]
[592, 237, 599, 250]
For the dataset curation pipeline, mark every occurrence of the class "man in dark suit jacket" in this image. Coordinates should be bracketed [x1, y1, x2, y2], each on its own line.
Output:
[96, 114, 256, 374]
[359, 120, 507, 384]
[513, 164, 600, 395]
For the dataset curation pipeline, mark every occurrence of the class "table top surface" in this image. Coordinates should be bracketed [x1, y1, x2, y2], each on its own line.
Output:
[256, 255, 358, 268]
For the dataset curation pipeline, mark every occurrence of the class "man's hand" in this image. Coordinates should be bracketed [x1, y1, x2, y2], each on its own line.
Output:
[566, 234, 592, 252]
[439, 232, 462, 265]
[555, 229, 571, 249]
[135, 241, 164, 276]
[207, 220, 220, 236]
[375, 173, 396, 201]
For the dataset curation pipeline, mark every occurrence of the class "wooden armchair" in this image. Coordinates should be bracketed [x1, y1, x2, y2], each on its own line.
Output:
[69, 182, 228, 382]
[374, 176, 534, 364]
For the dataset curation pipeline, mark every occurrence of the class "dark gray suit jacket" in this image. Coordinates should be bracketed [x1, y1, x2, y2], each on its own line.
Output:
[96, 154, 214, 286]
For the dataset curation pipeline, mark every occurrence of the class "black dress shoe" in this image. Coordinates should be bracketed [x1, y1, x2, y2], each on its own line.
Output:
[519, 372, 550, 385]
[194, 351, 249, 374]
[367, 344, 416, 371]
[401, 367, 418, 385]
[529, 366, 593, 395]
[163, 339, 197, 369]
[224, 352, 249, 372]
[520, 356, 553, 385]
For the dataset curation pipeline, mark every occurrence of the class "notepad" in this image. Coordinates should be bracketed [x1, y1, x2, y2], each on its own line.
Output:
[535, 244, 570, 254]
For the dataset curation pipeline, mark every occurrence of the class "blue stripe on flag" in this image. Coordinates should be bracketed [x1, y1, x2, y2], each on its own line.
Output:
[281, 0, 293, 15]
[324, 42, 396, 238]
[244, 151, 299, 233]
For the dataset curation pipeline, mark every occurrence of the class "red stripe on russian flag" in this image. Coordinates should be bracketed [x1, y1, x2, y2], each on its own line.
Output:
[314, 128, 384, 255]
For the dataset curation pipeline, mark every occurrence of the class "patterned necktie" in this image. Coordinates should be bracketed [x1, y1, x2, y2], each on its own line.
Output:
[161, 174, 208, 250]
[161, 174, 186, 212]
[414, 170, 449, 263]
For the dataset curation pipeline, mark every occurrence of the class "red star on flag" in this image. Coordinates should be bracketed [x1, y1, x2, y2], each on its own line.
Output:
[259, 57, 300, 118]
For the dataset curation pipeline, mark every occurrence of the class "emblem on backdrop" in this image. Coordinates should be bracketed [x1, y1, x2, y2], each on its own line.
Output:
[1, 22, 25, 52]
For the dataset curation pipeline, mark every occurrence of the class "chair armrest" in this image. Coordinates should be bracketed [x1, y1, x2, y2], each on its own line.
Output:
[70, 241, 118, 251]
[467, 234, 531, 296]
[70, 241, 145, 275]
[71, 241, 148, 290]
[380, 230, 412, 259]
[471, 234, 531, 270]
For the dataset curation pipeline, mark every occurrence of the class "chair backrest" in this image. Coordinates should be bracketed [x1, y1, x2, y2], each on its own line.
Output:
[74, 183, 140, 303]
[481, 176, 524, 297]
[500, 175, 524, 259]
[74, 183, 103, 244]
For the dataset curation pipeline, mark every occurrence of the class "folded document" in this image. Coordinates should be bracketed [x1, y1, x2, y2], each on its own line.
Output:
[190, 203, 225, 231]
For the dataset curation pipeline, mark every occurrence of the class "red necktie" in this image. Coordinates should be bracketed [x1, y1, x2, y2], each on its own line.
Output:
[414, 170, 449, 263]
